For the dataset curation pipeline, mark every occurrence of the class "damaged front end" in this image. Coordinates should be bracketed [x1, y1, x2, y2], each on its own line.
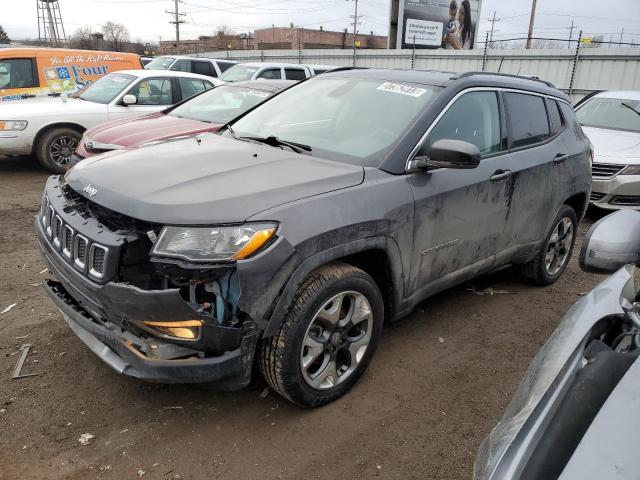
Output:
[36, 176, 265, 387]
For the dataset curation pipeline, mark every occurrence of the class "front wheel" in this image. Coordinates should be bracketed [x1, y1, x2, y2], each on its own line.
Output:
[35, 127, 82, 174]
[259, 262, 384, 407]
[522, 204, 577, 285]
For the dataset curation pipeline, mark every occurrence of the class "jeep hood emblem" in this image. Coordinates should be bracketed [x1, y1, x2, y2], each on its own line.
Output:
[83, 184, 98, 197]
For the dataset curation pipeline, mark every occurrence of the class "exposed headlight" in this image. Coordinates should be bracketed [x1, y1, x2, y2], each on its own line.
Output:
[622, 165, 640, 175]
[0, 120, 28, 131]
[151, 223, 277, 262]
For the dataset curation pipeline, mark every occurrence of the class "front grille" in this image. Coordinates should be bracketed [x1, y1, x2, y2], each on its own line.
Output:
[592, 163, 626, 179]
[611, 195, 640, 206]
[40, 194, 110, 281]
[590, 192, 606, 202]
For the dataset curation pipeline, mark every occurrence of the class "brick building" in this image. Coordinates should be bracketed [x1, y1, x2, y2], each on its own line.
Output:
[159, 33, 254, 55]
[254, 25, 387, 49]
[158, 26, 387, 54]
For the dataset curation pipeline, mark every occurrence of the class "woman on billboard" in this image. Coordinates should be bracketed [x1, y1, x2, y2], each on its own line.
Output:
[445, 0, 474, 49]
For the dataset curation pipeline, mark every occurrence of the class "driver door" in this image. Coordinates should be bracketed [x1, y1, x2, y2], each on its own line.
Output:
[408, 90, 514, 293]
[108, 77, 175, 120]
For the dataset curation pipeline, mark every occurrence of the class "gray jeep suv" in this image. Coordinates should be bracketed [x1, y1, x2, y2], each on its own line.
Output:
[37, 69, 592, 407]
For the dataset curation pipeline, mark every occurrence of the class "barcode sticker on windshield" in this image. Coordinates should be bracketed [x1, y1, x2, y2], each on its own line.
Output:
[377, 82, 427, 97]
[246, 90, 270, 98]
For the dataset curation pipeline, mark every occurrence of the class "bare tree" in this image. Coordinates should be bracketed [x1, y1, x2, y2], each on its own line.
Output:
[69, 26, 94, 50]
[0, 24, 10, 44]
[582, 35, 604, 48]
[101, 21, 129, 51]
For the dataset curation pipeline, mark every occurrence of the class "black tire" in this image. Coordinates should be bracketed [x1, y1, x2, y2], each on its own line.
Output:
[35, 127, 82, 174]
[522, 204, 578, 286]
[259, 262, 384, 407]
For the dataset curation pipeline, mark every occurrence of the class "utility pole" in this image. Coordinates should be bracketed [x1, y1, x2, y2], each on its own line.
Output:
[525, 0, 537, 49]
[166, 0, 186, 44]
[619, 27, 624, 48]
[348, 0, 361, 66]
[488, 11, 500, 48]
[348, 0, 361, 46]
[568, 20, 574, 49]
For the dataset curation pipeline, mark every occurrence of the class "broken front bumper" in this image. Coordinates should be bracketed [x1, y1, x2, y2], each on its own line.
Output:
[44, 280, 258, 386]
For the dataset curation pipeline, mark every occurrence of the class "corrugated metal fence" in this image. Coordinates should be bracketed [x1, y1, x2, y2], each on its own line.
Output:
[199, 47, 640, 102]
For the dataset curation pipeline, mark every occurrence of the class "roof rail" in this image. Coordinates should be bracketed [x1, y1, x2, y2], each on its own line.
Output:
[454, 71, 556, 88]
[324, 66, 369, 73]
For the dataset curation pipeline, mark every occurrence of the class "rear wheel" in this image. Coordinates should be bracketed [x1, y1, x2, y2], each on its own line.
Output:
[259, 262, 383, 407]
[36, 127, 82, 174]
[522, 204, 577, 285]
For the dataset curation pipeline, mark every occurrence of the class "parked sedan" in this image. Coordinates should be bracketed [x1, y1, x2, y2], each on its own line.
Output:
[0, 70, 221, 173]
[71, 80, 294, 166]
[475, 209, 640, 480]
[577, 91, 640, 209]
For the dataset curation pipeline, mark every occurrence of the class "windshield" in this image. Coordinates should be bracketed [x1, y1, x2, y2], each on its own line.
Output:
[169, 85, 274, 124]
[145, 56, 175, 70]
[230, 77, 440, 166]
[576, 97, 640, 133]
[218, 65, 259, 82]
[78, 73, 136, 104]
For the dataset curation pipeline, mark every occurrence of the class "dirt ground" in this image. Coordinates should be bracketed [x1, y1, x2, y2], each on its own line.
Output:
[0, 155, 607, 480]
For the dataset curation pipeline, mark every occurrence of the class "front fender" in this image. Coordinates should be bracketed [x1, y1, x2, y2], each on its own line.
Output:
[236, 233, 405, 337]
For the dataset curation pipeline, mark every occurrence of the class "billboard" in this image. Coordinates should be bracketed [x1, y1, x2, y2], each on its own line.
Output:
[392, 0, 482, 50]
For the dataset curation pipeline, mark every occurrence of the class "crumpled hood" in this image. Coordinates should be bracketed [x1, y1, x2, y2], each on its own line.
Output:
[583, 126, 640, 164]
[0, 95, 104, 118]
[84, 112, 222, 149]
[65, 133, 364, 224]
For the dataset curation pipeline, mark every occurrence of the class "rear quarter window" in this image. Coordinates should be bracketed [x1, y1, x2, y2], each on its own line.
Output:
[505, 92, 551, 148]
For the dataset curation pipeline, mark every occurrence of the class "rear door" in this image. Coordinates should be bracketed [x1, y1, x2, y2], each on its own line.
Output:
[499, 91, 561, 257]
[191, 60, 217, 77]
[408, 89, 513, 292]
[284, 67, 308, 81]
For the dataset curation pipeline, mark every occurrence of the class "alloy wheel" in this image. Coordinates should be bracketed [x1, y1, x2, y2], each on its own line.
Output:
[49, 136, 78, 168]
[545, 217, 574, 275]
[300, 291, 373, 390]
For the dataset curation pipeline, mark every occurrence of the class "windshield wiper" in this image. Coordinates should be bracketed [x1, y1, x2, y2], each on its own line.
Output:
[621, 102, 640, 117]
[236, 134, 312, 154]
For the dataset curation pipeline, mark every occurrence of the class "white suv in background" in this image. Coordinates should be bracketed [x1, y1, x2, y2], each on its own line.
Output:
[218, 62, 312, 82]
[145, 55, 237, 78]
[576, 90, 640, 209]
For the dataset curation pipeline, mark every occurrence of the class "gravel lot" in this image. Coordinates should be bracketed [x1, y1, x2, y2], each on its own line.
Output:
[0, 155, 606, 480]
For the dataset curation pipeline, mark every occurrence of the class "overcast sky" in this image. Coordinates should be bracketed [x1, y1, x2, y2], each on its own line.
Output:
[4, 0, 640, 46]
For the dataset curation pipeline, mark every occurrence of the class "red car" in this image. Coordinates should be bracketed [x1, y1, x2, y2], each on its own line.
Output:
[70, 80, 295, 167]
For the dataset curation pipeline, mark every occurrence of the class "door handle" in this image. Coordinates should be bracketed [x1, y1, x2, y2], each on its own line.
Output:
[553, 153, 569, 164]
[490, 170, 512, 182]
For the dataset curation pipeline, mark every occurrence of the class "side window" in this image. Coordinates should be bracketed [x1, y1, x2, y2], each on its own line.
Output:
[0, 58, 38, 89]
[428, 91, 502, 156]
[129, 78, 173, 105]
[192, 61, 215, 77]
[257, 68, 282, 80]
[559, 102, 581, 134]
[505, 92, 551, 148]
[546, 99, 563, 134]
[284, 68, 307, 81]
[169, 59, 191, 72]
[178, 78, 210, 100]
[216, 61, 236, 73]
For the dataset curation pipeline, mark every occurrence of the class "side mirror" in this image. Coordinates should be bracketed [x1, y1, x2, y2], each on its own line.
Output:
[122, 94, 137, 105]
[409, 139, 481, 171]
[580, 210, 640, 273]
